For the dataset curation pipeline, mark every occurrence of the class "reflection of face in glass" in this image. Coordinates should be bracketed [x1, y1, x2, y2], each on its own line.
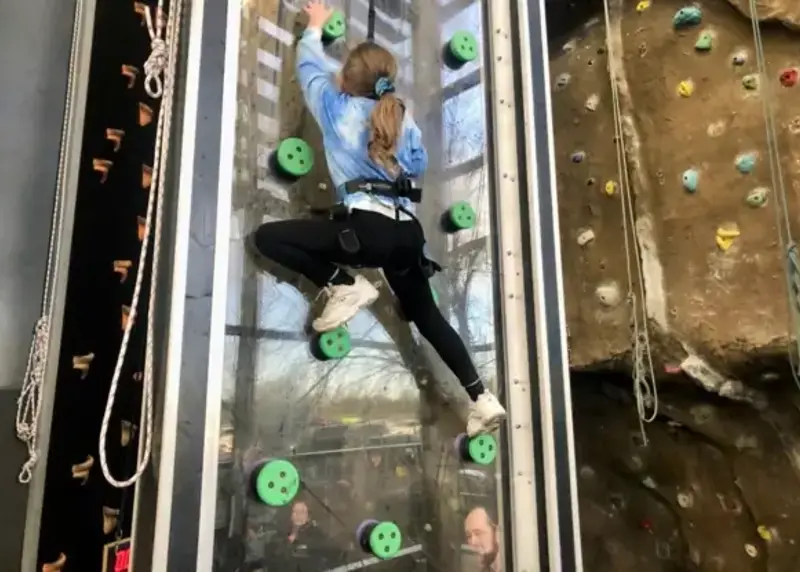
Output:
[369, 453, 382, 468]
[464, 508, 499, 569]
[291, 501, 309, 527]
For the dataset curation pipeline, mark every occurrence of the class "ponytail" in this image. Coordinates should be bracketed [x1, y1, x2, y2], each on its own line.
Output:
[368, 93, 404, 174]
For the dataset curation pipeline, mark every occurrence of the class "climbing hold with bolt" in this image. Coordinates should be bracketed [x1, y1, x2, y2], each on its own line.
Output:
[577, 228, 595, 247]
[571, 150, 586, 163]
[677, 79, 694, 97]
[275, 137, 314, 178]
[315, 326, 352, 359]
[757, 525, 773, 542]
[682, 169, 699, 193]
[596, 281, 621, 307]
[673, 6, 702, 29]
[695, 31, 713, 51]
[555, 72, 571, 90]
[251, 459, 300, 506]
[636, 0, 651, 12]
[780, 68, 798, 88]
[585, 93, 599, 111]
[356, 520, 403, 559]
[732, 50, 748, 66]
[604, 180, 617, 196]
[442, 201, 476, 232]
[445, 30, 479, 68]
[677, 491, 694, 508]
[742, 74, 759, 90]
[746, 187, 768, 208]
[716, 224, 740, 252]
[735, 152, 756, 174]
[455, 433, 498, 465]
[322, 10, 346, 41]
[745, 544, 758, 558]
[790, 117, 800, 135]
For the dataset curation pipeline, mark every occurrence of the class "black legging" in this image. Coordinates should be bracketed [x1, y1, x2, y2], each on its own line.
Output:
[253, 209, 484, 400]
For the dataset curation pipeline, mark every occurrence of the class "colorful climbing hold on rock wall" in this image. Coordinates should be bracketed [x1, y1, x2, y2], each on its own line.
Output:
[746, 187, 768, 207]
[604, 180, 617, 196]
[780, 68, 798, 87]
[731, 50, 748, 66]
[716, 224, 740, 251]
[682, 168, 698, 193]
[673, 6, 702, 29]
[735, 152, 756, 174]
[677, 80, 694, 97]
[555, 72, 571, 90]
[695, 31, 712, 51]
[571, 150, 585, 163]
[585, 94, 599, 111]
[636, 0, 650, 12]
[742, 74, 759, 90]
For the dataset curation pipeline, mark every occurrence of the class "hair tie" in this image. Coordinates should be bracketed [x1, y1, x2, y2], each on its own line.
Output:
[374, 77, 395, 97]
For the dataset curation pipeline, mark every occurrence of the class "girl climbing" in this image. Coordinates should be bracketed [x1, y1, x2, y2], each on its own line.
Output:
[251, 0, 506, 437]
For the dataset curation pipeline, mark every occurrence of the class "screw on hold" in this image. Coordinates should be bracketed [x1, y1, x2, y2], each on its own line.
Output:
[757, 525, 773, 542]
[577, 228, 595, 246]
[735, 152, 756, 174]
[555, 72, 571, 90]
[596, 281, 621, 307]
[682, 168, 699, 193]
[732, 50, 748, 66]
[673, 6, 703, 29]
[780, 68, 798, 88]
[585, 93, 600, 111]
[695, 31, 713, 51]
[677, 79, 694, 97]
[642, 476, 657, 489]
[790, 117, 800, 135]
[716, 223, 740, 252]
[571, 150, 586, 163]
[604, 180, 617, 196]
[746, 187, 768, 207]
[636, 0, 650, 12]
[677, 492, 694, 508]
[742, 74, 759, 90]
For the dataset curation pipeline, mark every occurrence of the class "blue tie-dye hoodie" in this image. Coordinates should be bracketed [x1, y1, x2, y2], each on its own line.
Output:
[296, 28, 428, 212]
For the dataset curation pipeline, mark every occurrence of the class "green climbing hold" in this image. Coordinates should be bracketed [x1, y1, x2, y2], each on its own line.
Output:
[673, 6, 702, 29]
[318, 326, 351, 359]
[322, 9, 346, 41]
[746, 187, 768, 207]
[447, 201, 477, 230]
[448, 31, 479, 63]
[467, 434, 498, 465]
[276, 137, 314, 177]
[253, 459, 300, 507]
[694, 31, 712, 51]
[742, 74, 759, 91]
[368, 521, 403, 559]
[735, 152, 756, 174]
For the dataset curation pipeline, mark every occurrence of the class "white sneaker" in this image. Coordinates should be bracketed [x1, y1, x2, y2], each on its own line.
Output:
[312, 275, 379, 332]
[466, 391, 507, 437]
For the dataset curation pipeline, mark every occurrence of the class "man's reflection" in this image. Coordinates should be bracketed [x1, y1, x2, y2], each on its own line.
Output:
[464, 506, 502, 572]
[265, 499, 336, 570]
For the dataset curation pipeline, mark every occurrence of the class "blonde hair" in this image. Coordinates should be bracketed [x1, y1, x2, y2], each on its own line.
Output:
[340, 42, 403, 174]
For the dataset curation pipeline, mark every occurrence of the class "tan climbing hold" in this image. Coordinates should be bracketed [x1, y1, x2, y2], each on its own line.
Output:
[133, 1, 148, 23]
[113, 260, 133, 283]
[137, 216, 146, 241]
[121, 420, 134, 447]
[716, 223, 740, 251]
[677, 80, 694, 97]
[142, 164, 153, 189]
[121, 305, 131, 331]
[103, 506, 120, 535]
[105, 129, 125, 152]
[577, 228, 595, 247]
[71, 455, 94, 485]
[604, 180, 617, 196]
[42, 553, 66, 572]
[92, 159, 112, 183]
[72, 352, 95, 379]
[121, 65, 139, 89]
[139, 103, 153, 126]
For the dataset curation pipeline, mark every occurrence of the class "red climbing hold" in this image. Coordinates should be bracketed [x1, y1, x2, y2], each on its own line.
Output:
[780, 68, 798, 88]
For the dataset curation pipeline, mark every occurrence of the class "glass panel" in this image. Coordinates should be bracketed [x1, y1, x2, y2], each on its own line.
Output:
[215, 1, 505, 570]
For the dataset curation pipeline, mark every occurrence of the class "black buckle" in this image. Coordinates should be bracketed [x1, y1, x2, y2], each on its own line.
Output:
[393, 176, 422, 203]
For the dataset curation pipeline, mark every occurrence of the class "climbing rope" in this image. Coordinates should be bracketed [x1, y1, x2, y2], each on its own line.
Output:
[15, 0, 85, 484]
[143, 4, 168, 99]
[601, 0, 659, 444]
[98, 0, 183, 488]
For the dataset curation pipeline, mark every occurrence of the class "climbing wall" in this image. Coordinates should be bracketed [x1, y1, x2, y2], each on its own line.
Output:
[215, 0, 505, 570]
[37, 0, 163, 570]
[551, 0, 800, 569]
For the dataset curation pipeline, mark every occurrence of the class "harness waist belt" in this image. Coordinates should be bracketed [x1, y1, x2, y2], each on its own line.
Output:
[343, 177, 422, 203]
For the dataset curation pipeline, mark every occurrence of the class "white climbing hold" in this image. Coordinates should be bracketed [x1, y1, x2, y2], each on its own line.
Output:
[788, 116, 800, 135]
[707, 120, 726, 137]
[571, 150, 586, 163]
[742, 74, 759, 91]
[318, 182, 328, 191]
[745, 544, 758, 558]
[579, 465, 596, 479]
[555, 72, 571, 90]
[642, 476, 657, 489]
[731, 49, 748, 66]
[595, 281, 621, 307]
[585, 93, 600, 111]
[677, 491, 694, 508]
[562, 39, 577, 53]
[577, 228, 595, 246]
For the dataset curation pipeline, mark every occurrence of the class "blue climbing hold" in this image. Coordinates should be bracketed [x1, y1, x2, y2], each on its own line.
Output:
[682, 169, 699, 193]
[673, 6, 702, 29]
[735, 153, 756, 174]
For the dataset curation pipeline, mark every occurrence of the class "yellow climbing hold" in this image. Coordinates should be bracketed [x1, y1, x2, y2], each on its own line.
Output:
[757, 525, 773, 542]
[677, 80, 694, 97]
[636, 0, 651, 12]
[716, 224, 740, 251]
[604, 180, 617, 196]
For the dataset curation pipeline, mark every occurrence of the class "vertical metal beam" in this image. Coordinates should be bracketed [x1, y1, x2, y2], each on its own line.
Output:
[515, 0, 584, 568]
[484, 0, 543, 570]
[20, 1, 97, 569]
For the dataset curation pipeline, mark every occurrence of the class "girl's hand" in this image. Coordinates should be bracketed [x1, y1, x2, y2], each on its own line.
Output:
[304, 1, 333, 29]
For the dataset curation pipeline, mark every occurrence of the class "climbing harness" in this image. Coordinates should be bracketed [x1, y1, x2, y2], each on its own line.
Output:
[15, 0, 86, 484]
[601, 0, 659, 444]
[747, 0, 800, 388]
[98, 0, 184, 488]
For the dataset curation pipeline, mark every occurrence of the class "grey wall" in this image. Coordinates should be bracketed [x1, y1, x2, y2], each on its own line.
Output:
[0, 0, 76, 568]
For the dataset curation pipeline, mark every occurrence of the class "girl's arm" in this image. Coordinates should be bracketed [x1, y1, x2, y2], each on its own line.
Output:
[398, 114, 429, 177]
[296, 27, 345, 129]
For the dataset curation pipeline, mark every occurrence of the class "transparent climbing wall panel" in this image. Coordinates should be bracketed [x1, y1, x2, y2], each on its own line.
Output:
[214, 0, 506, 570]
